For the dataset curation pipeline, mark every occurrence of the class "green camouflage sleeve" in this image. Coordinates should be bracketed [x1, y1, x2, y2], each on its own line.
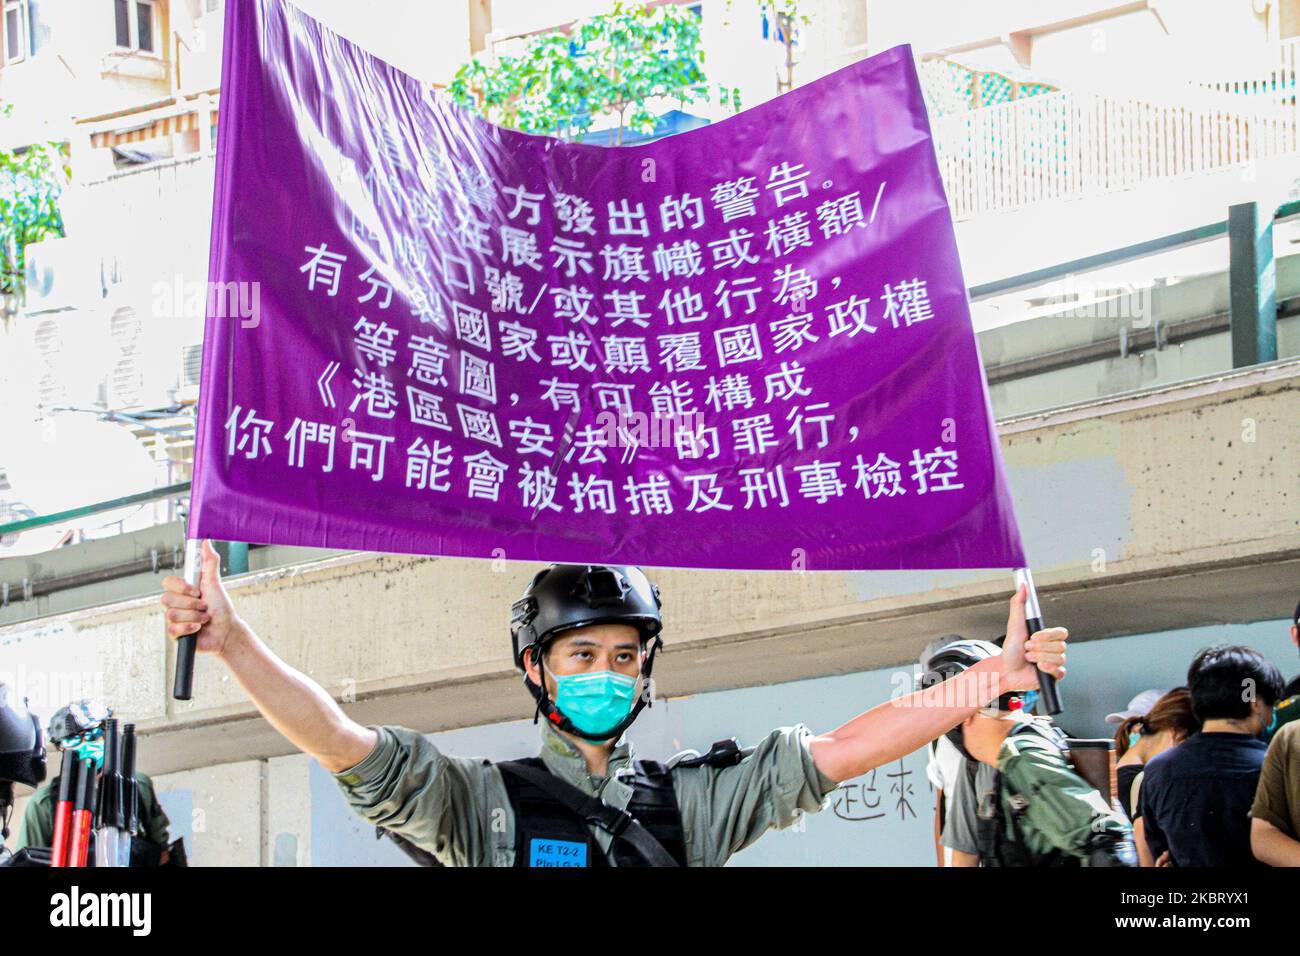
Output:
[671, 724, 838, 867]
[137, 774, 171, 846]
[999, 735, 1131, 864]
[15, 782, 55, 851]
[332, 725, 505, 866]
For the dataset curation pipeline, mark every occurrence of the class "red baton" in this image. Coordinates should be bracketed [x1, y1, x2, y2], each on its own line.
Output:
[68, 758, 97, 868]
[50, 750, 80, 867]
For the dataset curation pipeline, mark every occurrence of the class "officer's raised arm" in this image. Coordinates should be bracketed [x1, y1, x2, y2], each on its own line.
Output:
[160, 540, 378, 773]
[807, 584, 1067, 784]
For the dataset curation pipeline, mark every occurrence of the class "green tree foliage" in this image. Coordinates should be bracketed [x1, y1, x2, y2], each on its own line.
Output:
[0, 102, 67, 298]
[450, 2, 741, 144]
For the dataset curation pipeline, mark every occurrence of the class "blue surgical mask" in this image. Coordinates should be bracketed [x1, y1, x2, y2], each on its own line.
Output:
[546, 666, 638, 739]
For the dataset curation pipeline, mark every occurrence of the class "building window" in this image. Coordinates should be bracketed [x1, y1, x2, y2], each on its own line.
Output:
[113, 0, 155, 54]
[1, 0, 48, 66]
[113, 0, 128, 46]
[4, 0, 28, 64]
[135, 0, 152, 50]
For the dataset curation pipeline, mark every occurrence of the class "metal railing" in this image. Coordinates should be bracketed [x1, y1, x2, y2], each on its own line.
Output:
[932, 40, 1300, 220]
[0, 482, 191, 538]
[1198, 37, 1299, 105]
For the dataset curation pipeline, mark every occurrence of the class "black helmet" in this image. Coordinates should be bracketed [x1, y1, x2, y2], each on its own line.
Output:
[510, 564, 662, 670]
[46, 700, 112, 746]
[511, 564, 665, 742]
[0, 684, 46, 790]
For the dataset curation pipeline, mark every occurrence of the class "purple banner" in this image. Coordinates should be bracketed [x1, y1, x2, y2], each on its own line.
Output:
[191, 0, 1026, 571]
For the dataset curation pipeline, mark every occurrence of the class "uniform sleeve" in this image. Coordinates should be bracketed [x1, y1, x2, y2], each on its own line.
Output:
[673, 724, 837, 866]
[1251, 722, 1297, 833]
[138, 774, 171, 846]
[1000, 739, 1130, 865]
[332, 725, 495, 865]
[940, 762, 980, 855]
[14, 784, 54, 851]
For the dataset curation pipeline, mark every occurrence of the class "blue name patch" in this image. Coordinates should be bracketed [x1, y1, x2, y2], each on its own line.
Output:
[528, 838, 588, 867]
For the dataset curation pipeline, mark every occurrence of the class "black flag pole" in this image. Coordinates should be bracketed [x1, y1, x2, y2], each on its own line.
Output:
[172, 538, 202, 700]
[1014, 567, 1062, 715]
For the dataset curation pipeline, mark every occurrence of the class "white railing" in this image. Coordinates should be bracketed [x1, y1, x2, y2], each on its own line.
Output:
[1198, 36, 1299, 106]
[932, 41, 1300, 220]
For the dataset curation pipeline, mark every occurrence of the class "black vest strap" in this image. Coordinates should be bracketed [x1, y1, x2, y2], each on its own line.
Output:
[618, 759, 687, 868]
[497, 757, 686, 867]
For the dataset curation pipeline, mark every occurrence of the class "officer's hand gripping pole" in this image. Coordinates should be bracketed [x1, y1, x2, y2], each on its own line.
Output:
[1015, 567, 1062, 716]
[172, 539, 202, 701]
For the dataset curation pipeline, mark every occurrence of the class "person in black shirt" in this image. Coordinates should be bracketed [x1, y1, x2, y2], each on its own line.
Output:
[1142, 646, 1285, 867]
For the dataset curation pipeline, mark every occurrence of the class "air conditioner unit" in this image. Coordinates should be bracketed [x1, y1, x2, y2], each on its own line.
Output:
[5, 311, 108, 418]
[98, 305, 180, 411]
[105, 352, 147, 408]
[22, 237, 101, 314]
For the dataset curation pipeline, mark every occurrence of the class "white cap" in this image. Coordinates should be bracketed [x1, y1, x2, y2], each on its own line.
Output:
[1105, 688, 1167, 725]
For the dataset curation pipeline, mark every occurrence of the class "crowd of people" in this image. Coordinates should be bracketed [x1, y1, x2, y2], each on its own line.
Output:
[929, 599, 1300, 867]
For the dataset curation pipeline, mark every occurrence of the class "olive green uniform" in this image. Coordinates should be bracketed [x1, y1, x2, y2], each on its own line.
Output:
[976, 718, 1133, 866]
[16, 771, 170, 851]
[335, 720, 838, 866]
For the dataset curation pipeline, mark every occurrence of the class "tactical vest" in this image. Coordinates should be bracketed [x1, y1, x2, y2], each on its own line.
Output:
[974, 724, 1078, 869]
[975, 768, 1076, 868]
[497, 756, 688, 867]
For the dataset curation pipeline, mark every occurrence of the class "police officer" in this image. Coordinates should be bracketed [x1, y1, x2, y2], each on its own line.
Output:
[16, 700, 173, 863]
[0, 683, 46, 865]
[160, 540, 1070, 867]
[922, 640, 1135, 867]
